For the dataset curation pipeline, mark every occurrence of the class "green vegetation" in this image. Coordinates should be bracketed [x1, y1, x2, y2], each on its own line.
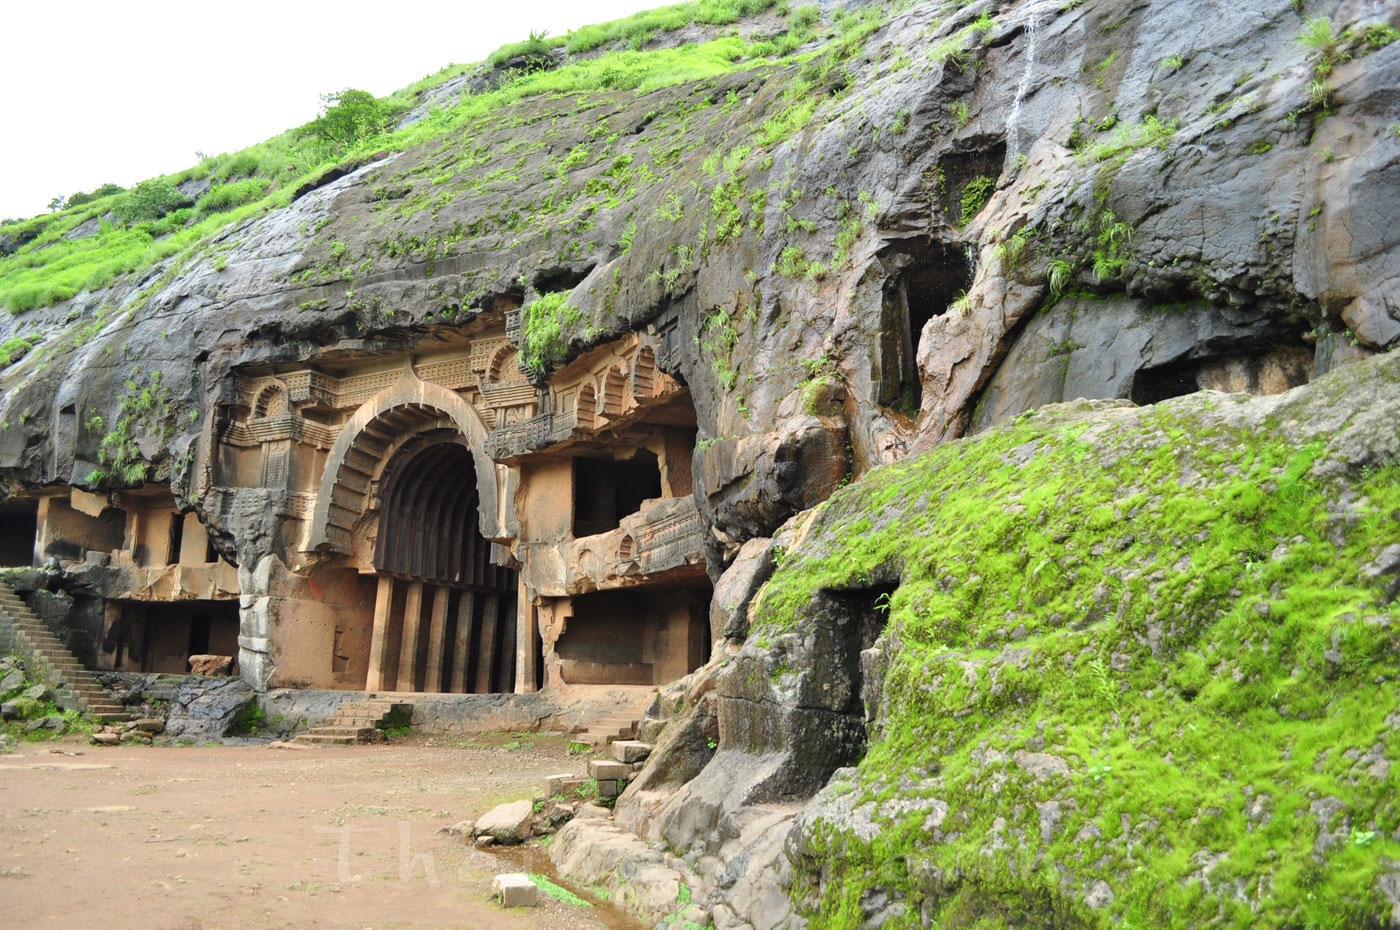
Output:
[485, 0, 777, 63]
[0, 0, 894, 321]
[111, 178, 186, 226]
[229, 701, 269, 736]
[527, 874, 592, 907]
[1078, 114, 1177, 162]
[196, 178, 267, 214]
[0, 335, 39, 370]
[753, 359, 1400, 928]
[0, 657, 92, 742]
[298, 89, 400, 151]
[520, 292, 580, 377]
[89, 370, 176, 487]
[62, 183, 126, 210]
[958, 176, 994, 225]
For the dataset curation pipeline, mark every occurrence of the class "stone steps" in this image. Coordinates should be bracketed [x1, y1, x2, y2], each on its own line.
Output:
[0, 582, 133, 723]
[572, 691, 657, 750]
[291, 699, 413, 746]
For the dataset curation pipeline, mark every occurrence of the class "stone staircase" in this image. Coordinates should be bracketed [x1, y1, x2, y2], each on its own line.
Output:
[572, 688, 658, 751]
[0, 581, 132, 723]
[293, 698, 413, 745]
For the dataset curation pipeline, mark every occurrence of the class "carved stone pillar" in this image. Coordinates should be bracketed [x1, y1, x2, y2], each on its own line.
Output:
[397, 581, 424, 692]
[424, 585, 450, 693]
[366, 575, 395, 691]
[450, 591, 476, 694]
[474, 595, 499, 694]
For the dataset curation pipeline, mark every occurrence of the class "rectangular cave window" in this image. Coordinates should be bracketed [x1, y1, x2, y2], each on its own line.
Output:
[572, 450, 662, 537]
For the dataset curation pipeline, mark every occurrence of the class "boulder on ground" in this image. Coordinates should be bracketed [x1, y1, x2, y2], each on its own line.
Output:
[21, 684, 51, 702]
[1, 697, 43, 720]
[0, 669, 23, 695]
[188, 654, 233, 676]
[162, 677, 253, 741]
[473, 799, 534, 845]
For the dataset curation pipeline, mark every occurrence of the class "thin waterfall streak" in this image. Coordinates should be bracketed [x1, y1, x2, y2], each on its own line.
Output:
[1007, 14, 1040, 160]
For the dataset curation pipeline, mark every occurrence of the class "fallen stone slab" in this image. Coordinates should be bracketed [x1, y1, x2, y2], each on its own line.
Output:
[474, 799, 534, 845]
[492, 872, 538, 907]
[545, 772, 583, 796]
[27, 715, 65, 733]
[610, 740, 652, 764]
[588, 759, 630, 780]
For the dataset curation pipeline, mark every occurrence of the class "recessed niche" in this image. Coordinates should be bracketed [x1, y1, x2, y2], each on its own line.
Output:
[532, 263, 596, 295]
[937, 140, 1008, 225]
[879, 240, 975, 413]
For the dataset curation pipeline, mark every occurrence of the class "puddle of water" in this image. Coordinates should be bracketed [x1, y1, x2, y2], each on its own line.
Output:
[487, 843, 646, 930]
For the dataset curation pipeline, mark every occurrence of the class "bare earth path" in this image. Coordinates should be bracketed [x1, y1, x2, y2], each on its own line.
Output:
[0, 733, 639, 930]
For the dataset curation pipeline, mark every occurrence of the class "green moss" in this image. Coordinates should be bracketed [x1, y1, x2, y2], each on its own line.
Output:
[753, 396, 1400, 929]
[521, 292, 581, 377]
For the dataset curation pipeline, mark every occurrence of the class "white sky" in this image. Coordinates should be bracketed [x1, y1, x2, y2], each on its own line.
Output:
[0, 0, 657, 221]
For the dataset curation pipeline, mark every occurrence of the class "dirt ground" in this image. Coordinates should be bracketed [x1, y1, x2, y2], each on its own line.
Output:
[0, 731, 642, 930]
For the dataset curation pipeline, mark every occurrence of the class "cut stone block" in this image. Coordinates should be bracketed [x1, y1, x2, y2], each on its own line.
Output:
[610, 740, 652, 763]
[597, 778, 621, 798]
[492, 872, 538, 907]
[545, 772, 577, 796]
[588, 759, 630, 780]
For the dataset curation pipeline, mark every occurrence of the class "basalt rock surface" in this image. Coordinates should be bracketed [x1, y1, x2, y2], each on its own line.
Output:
[1, 0, 1399, 926]
[2, 0, 1396, 563]
[603, 344, 1400, 930]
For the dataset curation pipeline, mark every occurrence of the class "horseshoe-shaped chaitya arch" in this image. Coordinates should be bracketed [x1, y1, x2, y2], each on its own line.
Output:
[305, 375, 502, 555]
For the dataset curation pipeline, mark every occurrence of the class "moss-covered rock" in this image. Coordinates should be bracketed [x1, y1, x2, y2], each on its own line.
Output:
[630, 350, 1400, 929]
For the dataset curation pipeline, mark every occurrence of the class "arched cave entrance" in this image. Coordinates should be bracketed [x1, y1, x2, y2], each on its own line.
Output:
[365, 432, 519, 693]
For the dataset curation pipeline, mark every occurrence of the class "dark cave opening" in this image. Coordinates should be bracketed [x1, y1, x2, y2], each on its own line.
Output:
[532, 263, 596, 295]
[573, 450, 662, 537]
[833, 582, 897, 727]
[1130, 360, 1201, 405]
[880, 241, 974, 413]
[0, 500, 37, 566]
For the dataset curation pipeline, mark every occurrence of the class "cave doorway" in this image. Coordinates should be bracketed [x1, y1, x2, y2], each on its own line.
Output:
[554, 584, 711, 687]
[0, 499, 37, 566]
[106, 599, 240, 674]
[366, 431, 518, 694]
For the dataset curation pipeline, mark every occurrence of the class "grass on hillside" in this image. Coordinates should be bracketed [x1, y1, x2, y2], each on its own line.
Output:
[0, 0, 840, 318]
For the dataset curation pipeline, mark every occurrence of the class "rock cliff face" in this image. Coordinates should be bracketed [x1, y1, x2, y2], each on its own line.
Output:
[605, 348, 1400, 928]
[1, 0, 1398, 925]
